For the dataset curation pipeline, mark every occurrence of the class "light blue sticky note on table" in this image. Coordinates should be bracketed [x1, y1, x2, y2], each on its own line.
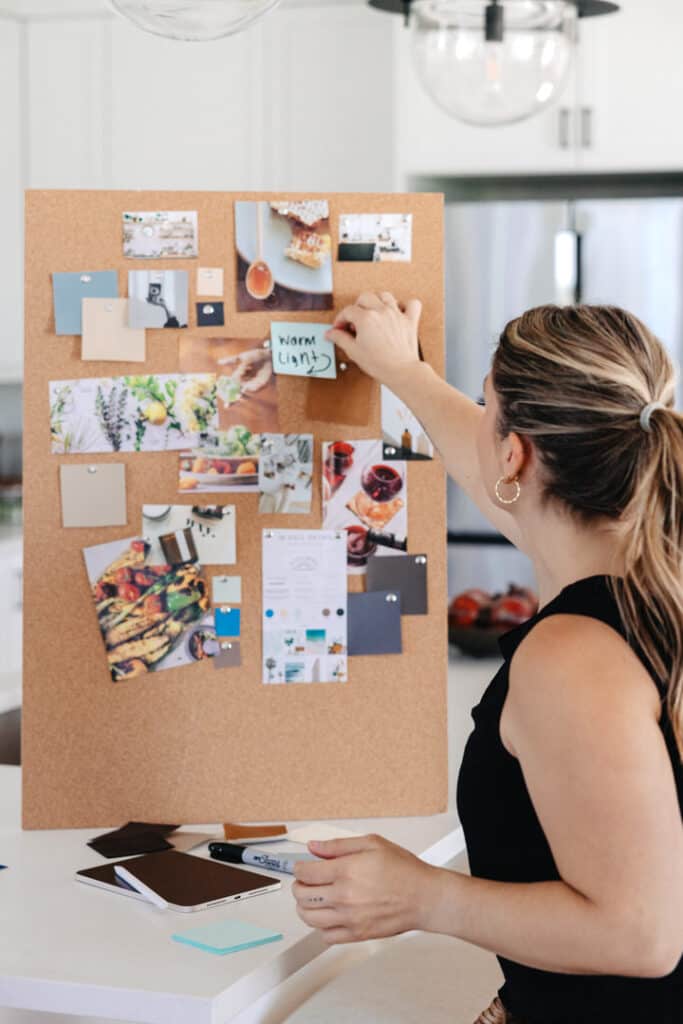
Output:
[215, 606, 241, 638]
[52, 271, 119, 335]
[270, 322, 337, 379]
[212, 575, 242, 605]
[172, 919, 283, 956]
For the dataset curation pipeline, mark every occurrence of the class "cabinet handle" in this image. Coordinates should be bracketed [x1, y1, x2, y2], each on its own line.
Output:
[581, 106, 593, 149]
[558, 108, 571, 149]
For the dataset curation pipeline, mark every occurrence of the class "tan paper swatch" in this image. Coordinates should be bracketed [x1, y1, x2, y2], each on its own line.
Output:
[196, 267, 224, 297]
[81, 298, 145, 362]
[59, 463, 127, 528]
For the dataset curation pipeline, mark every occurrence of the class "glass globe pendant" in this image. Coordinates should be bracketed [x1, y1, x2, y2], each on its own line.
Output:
[110, 0, 282, 42]
[410, 0, 577, 125]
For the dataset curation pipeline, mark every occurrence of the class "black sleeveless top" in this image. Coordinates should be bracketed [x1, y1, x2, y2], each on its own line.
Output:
[456, 576, 683, 1024]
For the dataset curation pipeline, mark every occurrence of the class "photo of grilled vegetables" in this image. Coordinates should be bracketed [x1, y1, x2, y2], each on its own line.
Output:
[84, 537, 210, 682]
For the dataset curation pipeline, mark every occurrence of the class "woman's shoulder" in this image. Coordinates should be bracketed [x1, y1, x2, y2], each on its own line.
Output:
[508, 610, 662, 721]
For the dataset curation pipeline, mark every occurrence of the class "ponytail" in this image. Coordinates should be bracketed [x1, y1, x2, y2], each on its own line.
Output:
[614, 406, 683, 755]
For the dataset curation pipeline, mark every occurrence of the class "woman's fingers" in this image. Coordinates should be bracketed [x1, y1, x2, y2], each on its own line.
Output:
[295, 905, 342, 930]
[356, 292, 385, 311]
[404, 298, 423, 326]
[379, 291, 400, 310]
[325, 327, 360, 359]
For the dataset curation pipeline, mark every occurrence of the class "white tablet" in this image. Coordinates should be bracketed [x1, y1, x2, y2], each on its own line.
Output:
[76, 849, 281, 912]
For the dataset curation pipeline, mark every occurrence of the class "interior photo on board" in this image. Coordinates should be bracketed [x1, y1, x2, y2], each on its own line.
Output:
[128, 269, 189, 329]
[122, 211, 198, 260]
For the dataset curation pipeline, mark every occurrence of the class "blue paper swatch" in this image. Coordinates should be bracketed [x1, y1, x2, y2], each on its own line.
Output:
[172, 919, 283, 956]
[52, 271, 119, 336]
[215, 606, 241, 638]
[270, 322, 337, 379]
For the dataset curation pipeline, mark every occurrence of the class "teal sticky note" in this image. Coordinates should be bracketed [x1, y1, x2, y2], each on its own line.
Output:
[172, 919, 283, 956]
[215, 606, 241, 637]
[52, 271, 119, 335]
[270, 322, 337, 379]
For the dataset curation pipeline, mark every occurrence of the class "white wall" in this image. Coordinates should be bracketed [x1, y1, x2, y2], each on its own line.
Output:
[0, 16, 23, 381]
[0, 3, 395, 377]
[24, 5, 394, 193]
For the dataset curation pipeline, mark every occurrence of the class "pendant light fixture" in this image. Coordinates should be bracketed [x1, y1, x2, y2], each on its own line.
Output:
[369, 0, 620, 126]
[110, 0, 282, 42]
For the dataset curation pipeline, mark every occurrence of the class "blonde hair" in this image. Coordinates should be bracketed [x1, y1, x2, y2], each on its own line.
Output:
[492, 304, 683, 757]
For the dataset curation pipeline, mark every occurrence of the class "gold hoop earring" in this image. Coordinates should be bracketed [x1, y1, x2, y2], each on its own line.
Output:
[495, 476, 521, 505]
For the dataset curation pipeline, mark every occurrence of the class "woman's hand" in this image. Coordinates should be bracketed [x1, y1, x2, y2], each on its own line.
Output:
[325, 292, 422, 389]
[292, 833, 437, 945]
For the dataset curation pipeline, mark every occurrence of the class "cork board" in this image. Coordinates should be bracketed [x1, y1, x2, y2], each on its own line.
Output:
[22, 190, 447, 829]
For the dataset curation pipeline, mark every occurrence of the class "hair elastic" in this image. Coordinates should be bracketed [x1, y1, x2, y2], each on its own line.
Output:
[640, 401, 665, 433]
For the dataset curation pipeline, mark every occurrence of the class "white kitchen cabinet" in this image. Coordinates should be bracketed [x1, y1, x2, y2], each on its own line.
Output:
[0, 17, 23, 382]
[576, 0, 683, 172]
[395, 0, 683, 182]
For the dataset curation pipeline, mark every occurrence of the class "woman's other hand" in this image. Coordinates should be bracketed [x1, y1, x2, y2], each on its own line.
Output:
[292, 833, 438, 945]
[325, 292, 422, 389]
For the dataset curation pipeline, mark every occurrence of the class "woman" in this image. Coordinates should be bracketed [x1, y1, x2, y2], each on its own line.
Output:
[292, 296, 683, 1023]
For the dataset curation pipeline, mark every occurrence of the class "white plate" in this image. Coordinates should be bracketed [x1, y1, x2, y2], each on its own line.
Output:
[234, 202, 332, 296]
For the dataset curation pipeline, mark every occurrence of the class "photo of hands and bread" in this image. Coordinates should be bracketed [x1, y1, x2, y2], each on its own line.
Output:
[234, 200, 333, 312]
[179, 336, 278, 435]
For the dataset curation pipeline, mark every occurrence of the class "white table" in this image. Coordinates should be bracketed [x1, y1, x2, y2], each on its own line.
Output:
[0, 766, 465, 1024]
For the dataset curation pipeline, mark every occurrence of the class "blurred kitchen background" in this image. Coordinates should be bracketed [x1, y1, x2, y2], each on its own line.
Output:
[1, 0, 683, 760]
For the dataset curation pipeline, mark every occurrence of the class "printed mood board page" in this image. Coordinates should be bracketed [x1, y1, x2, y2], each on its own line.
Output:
[262, 530, 347, 685]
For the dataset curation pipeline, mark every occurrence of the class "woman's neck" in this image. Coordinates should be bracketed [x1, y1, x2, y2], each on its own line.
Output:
[518, 503, 626, 608]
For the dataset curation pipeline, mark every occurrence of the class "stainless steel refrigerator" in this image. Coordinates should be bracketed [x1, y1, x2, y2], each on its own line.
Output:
[444, 196, 683, 598]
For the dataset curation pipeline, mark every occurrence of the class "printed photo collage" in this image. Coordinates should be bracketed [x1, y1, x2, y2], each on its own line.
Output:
[51, 200, 432, 686]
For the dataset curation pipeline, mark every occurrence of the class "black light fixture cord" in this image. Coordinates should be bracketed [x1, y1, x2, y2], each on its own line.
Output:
[485, 0, 505, 42]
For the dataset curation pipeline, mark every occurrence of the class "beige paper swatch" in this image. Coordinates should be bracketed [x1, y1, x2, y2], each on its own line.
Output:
[60, 463, 127, 528]
[81, 298, 145, 362]
[196, 267, 224, 297]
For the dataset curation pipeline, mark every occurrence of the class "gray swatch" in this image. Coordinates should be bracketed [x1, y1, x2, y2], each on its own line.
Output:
[348, 591, 402, 656]
[366, 553, 428, 615]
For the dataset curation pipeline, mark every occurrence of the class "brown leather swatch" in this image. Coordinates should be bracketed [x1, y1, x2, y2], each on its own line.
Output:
[223, 822, 288, 841]
[305, 362, 374, 426]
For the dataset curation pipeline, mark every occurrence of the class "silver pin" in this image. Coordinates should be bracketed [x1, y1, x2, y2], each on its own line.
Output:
[264, 530, 273, 538]
[335, 532, 343, 540]
[80, 274, 92, 283]
[220, 642, 233, 651]
[386, 446, 397, 455]
[386, 593, 399, 603]
[202, 305, 214, 314]
[263, 339, 271, 350]
[339, 362, 348, 372]
[415, 555, 427, 565]
[222, 606, 232, 613]
[87, 466, 97, 475]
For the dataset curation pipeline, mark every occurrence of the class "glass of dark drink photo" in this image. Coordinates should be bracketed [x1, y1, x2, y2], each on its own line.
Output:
[346, 526, 377, 568]
[324, 441, 355, 494]
[360, 462, 404, 503]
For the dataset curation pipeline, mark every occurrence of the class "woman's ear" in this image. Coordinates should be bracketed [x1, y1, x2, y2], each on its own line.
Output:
[501, 431, 528, 480]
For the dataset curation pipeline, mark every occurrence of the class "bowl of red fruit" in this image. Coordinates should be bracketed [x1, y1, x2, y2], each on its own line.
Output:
[448, 585, 538, 657]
